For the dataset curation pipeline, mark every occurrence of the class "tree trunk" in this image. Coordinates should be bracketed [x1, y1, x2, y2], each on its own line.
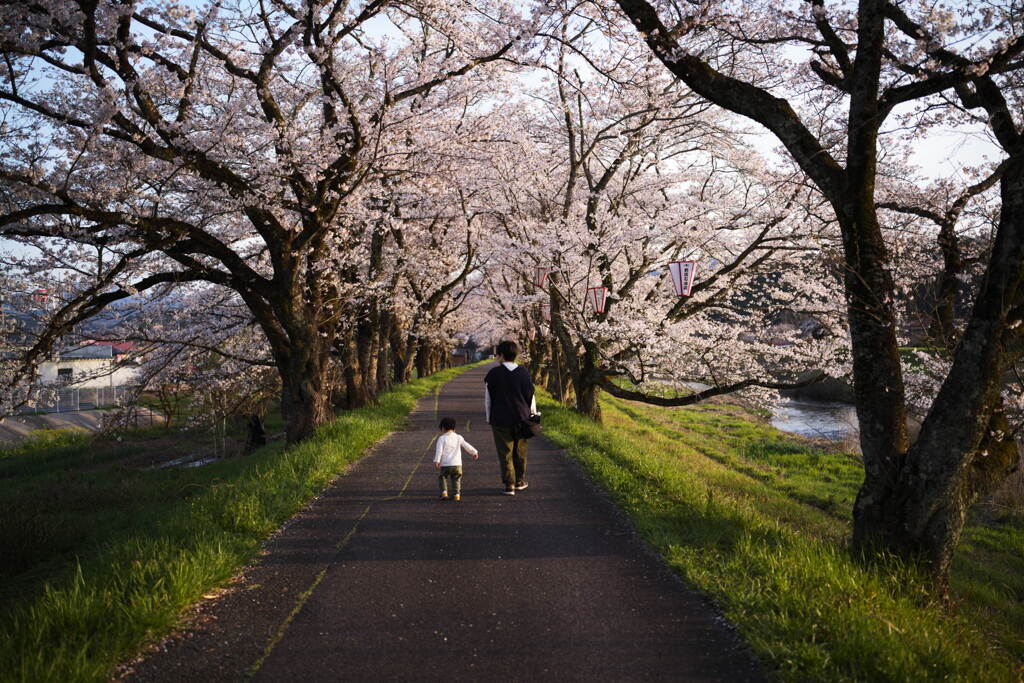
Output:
[342, 364, 359, 409]
[544, 339, 569, 402]
[376, 311, 394, 393]
[837, 3, 918, 572]
[331, 329, 359, 410]
[400, 341, 417, 382]
[390, 321, 412, 384]
[415, 342, 432, 378]
[545, 371, 566, 403]
[356, 318, 378, 405]
[243, 413, 267, 454]
[547, 277, 585, 408]
[528, 335, 549, 388]
[854, 164, 1024, 591]
[928, 220, 962, 346]
[573, 347, 602, 421]
[376, 336, 392, 392]
[844, 195, 913, 557]
[576, 381, 601, 421]
[900, 408, 1017, 592]
[252, 286, 335, 444]
[279, 343, 332, 444]
[330, 331, 352, 410]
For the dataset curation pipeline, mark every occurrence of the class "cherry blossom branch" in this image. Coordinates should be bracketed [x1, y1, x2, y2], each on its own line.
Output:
[600, 371, 826, 407]
[613, 0, 845, 199]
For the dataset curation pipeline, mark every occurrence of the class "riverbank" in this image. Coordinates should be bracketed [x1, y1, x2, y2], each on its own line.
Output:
[0, 365, 477, 682]
[539, 391, 1023, 680]
[0, 408, 164, 446]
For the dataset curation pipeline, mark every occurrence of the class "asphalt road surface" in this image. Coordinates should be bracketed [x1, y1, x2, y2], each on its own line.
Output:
[123, 364, 763, 682]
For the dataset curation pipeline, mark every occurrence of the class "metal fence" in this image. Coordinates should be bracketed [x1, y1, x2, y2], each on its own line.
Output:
[31, 385, 133, 413]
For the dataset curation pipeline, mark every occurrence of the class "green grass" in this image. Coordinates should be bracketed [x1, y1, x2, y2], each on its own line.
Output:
[540, 392, 1024, 681]
[0, 364, 477, 683]
[953, 519, 1024, 664]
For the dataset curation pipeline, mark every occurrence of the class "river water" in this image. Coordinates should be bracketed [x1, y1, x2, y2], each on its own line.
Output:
[679, 380, 859, 444]
[770, 399, 859, 442]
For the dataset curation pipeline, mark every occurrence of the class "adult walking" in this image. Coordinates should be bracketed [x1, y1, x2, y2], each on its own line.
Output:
[484, 340, 537, 496]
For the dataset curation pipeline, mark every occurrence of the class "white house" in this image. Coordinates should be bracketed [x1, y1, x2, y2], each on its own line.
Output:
[38, 342, 140, 389]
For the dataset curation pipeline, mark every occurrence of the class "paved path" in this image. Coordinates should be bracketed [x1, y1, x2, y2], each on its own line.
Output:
[124, 365, 762, 682]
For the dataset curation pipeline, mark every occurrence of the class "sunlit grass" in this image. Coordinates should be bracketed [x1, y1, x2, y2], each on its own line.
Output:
[0, 364, 478, 683]
[540, 392, 1022, 681]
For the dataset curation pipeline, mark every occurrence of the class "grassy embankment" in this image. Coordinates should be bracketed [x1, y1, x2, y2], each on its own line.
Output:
[0, 363, 477, 683]
[540, 391, 1023, 681]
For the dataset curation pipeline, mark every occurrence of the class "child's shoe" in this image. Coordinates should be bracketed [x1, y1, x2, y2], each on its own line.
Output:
[440, 491, 449, 500]
[453, 494, 461, 502]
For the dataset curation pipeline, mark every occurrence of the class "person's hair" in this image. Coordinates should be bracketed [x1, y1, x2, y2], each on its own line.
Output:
[439, 416, 457, 432]
[496, 340, 518, 361]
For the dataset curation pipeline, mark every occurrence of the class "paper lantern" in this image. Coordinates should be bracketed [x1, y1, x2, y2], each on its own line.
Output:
[668, 261, 698, 297]
[541, 304, 551, 322]
[533, 266, 551, 289]
[587, 286, 608, 314]
[32, 289, 48, 304]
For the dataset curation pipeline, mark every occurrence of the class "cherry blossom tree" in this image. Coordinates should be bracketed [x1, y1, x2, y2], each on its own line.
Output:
[611, 0, 1024, 589]
[0, 0, 536, 442]
[327, 102, 503, 405]
[96, 284, 279, 444]
[879, 161, 1004, 349]
[479, 5, 843, 422]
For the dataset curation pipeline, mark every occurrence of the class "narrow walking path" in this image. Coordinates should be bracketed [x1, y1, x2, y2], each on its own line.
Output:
[124, 365, 762, 682]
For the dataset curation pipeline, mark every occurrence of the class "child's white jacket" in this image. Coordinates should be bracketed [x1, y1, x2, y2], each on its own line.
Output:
[434, 432, 478, 467]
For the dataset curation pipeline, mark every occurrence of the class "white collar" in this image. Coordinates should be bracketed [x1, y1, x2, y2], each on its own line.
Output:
[501, 361, 518, 370]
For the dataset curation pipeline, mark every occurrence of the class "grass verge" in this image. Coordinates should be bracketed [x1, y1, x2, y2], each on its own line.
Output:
[0, 364, 477, 683]
[539, 392, 1023, 681]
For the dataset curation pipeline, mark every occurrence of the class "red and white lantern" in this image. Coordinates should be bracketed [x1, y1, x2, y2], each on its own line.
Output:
[533, 266, 551, 290]
[587, 286, 608, 314]
[32, 289, 49, 305]
[541, 304, 551, 322]
[668, 261, 698, 297]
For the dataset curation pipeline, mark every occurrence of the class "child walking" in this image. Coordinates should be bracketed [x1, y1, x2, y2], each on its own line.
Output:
[434, 417, 479, 501]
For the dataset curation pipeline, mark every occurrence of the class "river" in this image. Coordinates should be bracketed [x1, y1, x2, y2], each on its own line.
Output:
[680, 380, 858, 444]
[770, 399, 859, 442]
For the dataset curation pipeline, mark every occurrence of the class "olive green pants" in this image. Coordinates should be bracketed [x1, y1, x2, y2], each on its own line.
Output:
[438, 466, 463, 495]
[491, 425, 528, 487]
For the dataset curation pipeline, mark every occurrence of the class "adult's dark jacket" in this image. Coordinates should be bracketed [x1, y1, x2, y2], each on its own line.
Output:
[485, 363, 535, 428]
